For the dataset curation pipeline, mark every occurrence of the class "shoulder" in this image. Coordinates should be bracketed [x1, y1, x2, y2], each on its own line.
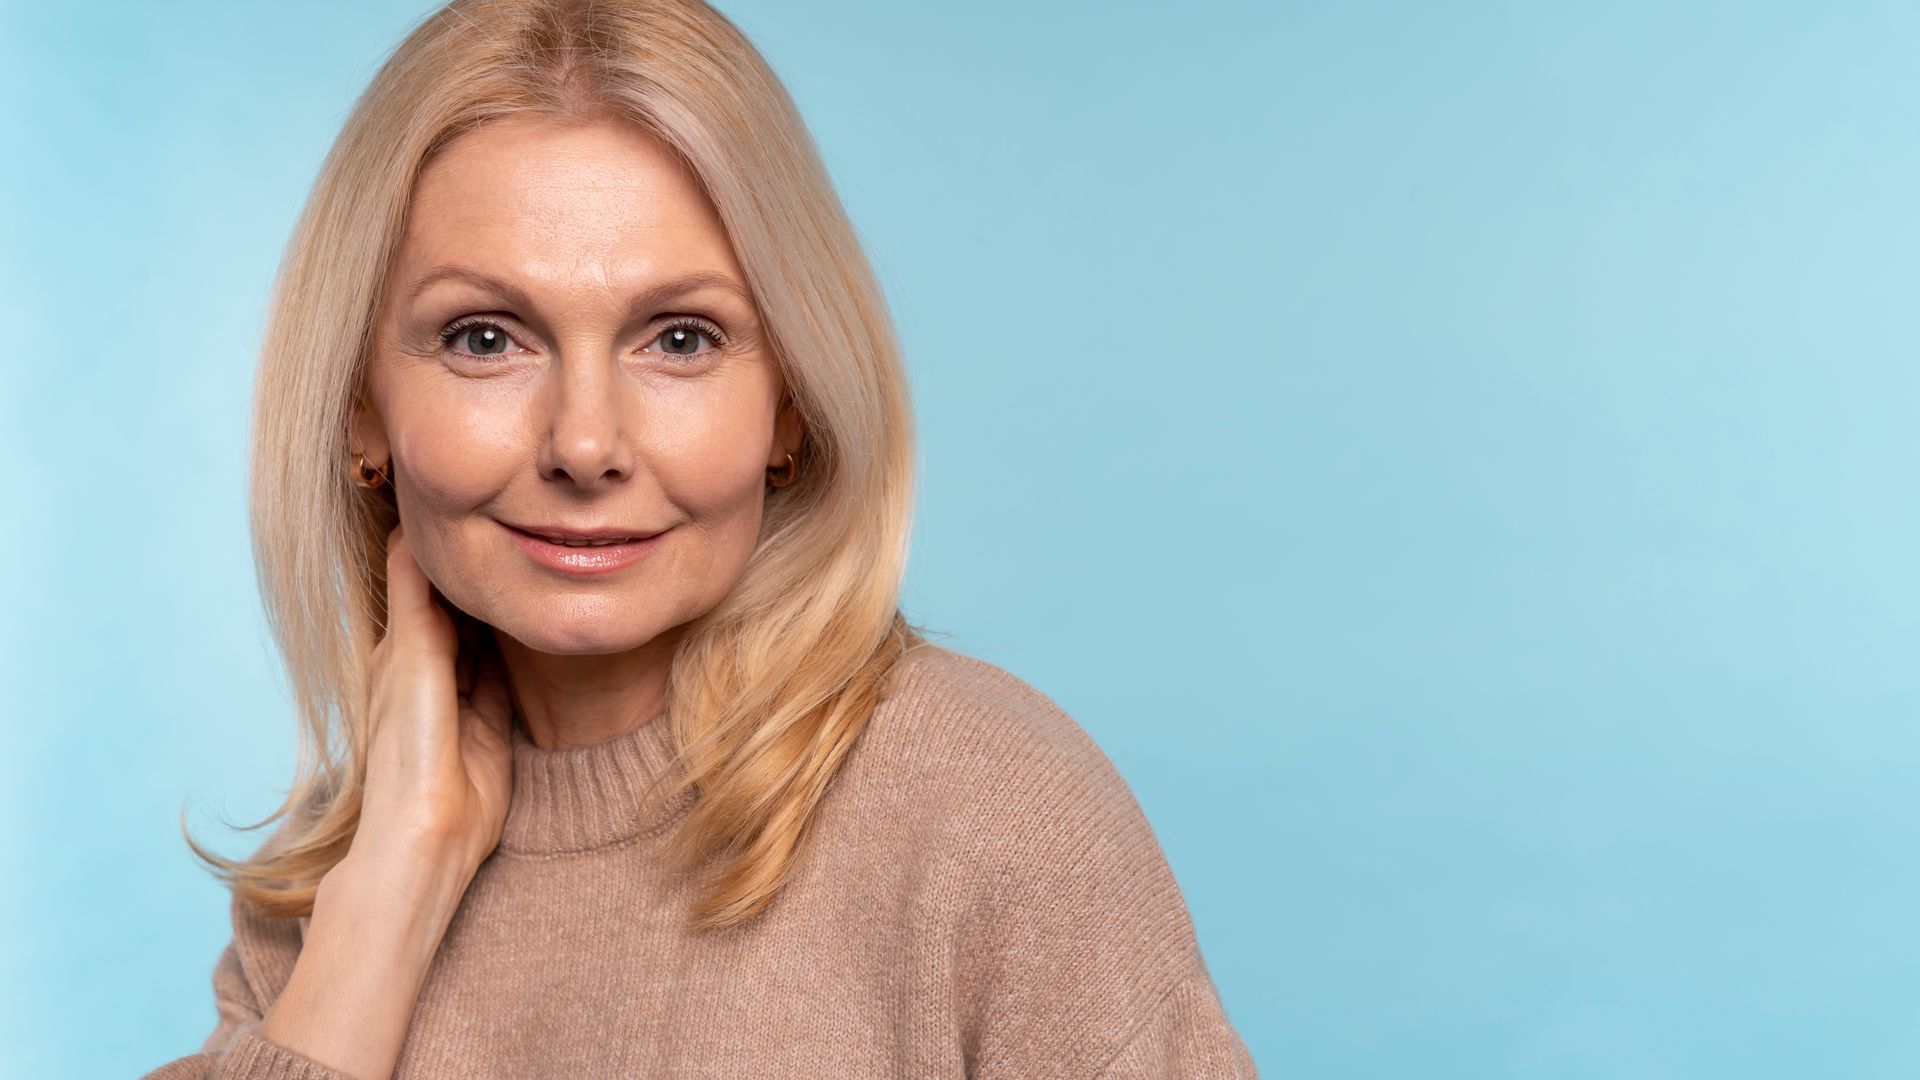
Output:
[860, 643, 1196, 942]
[857, 643, 1210, 1072]
[861, 638, 1197, 923]
[865, 642, 1145, 836]
[872, 642, 1120, 782]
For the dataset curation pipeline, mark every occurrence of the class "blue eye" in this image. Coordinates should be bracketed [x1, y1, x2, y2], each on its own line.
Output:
[439, 318, 517, 359]
[435, 316, 726, 363]
[651, 317, 726, 361]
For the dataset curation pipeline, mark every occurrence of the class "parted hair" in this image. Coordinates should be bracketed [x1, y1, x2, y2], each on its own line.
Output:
[182, 0, 935, 932]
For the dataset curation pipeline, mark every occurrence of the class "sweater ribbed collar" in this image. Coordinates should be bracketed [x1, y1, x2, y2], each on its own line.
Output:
[497, 707, 695, 855]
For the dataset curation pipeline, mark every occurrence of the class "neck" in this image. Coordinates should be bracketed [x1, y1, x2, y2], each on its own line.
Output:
[492, 624, 683, 750]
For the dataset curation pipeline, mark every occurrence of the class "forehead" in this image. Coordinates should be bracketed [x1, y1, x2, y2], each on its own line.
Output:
[398, 115, 741, 282]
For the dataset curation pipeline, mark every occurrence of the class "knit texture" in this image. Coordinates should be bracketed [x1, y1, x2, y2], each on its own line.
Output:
[142, 644, 1258, 1078]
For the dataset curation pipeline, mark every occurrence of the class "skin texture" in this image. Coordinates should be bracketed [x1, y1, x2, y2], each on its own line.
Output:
[352, 114, 804, 752]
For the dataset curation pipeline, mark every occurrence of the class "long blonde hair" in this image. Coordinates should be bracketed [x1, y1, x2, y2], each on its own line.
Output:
[183, 0, 935, 933]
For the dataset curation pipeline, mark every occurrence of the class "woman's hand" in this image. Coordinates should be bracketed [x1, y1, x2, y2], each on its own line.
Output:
[253, 523, 517, 1079]
[353, 522, 516, 880]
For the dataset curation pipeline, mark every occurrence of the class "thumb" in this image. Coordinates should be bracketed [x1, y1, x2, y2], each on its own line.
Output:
[385, 526, 456, 659]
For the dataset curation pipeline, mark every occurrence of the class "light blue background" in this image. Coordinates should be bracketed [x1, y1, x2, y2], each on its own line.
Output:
[6, 1, 1917, 1076]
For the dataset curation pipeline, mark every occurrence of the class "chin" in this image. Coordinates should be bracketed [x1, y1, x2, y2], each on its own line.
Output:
[495, 600, 661, 655]
[501, 630, 652, 657]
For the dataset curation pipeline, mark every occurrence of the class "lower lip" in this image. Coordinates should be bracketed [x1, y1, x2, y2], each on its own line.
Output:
[503, 522, 666, 575]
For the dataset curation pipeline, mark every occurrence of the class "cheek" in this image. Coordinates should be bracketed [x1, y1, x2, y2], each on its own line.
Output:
[390, 388, 520, 510]
[646, 386, 774, 516]
[384, 397, 510, 600]
[379, 365, 775, 530]
[382, 388, 521, 612]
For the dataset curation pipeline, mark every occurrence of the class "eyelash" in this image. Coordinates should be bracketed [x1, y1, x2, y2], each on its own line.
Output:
[436, 315, 727, 363]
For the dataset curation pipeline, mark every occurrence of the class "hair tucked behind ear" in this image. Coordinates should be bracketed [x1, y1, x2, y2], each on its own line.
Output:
[181, 0, 940, 933]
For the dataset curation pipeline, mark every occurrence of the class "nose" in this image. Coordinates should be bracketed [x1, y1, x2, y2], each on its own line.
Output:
[537, 351, 636, 488]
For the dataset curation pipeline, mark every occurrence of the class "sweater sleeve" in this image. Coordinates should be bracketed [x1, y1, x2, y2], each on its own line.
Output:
[1096, 946, 1261, 1078]
[949, 698, 1259, 1078]
[140, 900, 356, 1079]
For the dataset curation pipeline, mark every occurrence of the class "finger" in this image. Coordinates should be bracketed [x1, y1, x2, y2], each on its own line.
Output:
[384, 525, 455, 660]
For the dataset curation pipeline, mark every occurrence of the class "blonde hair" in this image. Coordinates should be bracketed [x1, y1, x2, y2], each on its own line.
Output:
[183, 0, 938, 933]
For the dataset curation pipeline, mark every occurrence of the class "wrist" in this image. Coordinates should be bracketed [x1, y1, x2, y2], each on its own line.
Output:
[338, 820, 477, 892]
[318, 845, 472, 961]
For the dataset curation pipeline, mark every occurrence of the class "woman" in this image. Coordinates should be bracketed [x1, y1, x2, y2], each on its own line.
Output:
[144, 0, 1256, 1076]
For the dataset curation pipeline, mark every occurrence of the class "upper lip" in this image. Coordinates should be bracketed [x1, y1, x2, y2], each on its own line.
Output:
[504, 521, 665, 542]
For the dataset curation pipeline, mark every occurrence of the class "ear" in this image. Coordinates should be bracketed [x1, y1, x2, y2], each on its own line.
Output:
[769, 391, 804, 468]
[349, 386, 391, 466]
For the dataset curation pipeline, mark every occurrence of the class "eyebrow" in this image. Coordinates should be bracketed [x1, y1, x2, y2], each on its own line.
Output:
[403, 265, 754, 320]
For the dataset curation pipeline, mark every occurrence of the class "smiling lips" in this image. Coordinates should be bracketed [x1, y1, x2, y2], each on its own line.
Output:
[505, 520, 665, 541]
[501, 520, 666, 574]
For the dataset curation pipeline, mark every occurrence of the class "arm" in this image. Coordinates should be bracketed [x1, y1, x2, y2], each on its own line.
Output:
[1096, 946, 1260, 1079]
[146, 525, 511, 1078]
[250, 843, 472, 1078]
[138, 905, 355, 1080]
[141, 842, 473, 1080]
[954, 729, 1258, 1078]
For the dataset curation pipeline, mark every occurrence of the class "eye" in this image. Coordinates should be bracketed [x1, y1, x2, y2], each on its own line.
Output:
[649, 317, 726, 361]
[434, 315, 726, 364]
[438, 317, 524, 362]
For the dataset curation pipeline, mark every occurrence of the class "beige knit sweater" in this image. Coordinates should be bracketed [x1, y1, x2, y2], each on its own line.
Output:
[143, 644, 1258, 1078]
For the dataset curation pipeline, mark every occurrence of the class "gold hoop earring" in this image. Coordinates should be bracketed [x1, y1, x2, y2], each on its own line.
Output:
[767, 452, 798, 489]
[352, 452, 391, 490]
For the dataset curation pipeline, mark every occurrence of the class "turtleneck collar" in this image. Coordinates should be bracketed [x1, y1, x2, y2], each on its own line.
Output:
[497, 707, 695, 855]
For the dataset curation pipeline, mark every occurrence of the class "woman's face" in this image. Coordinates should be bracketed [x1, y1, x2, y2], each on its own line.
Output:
[353, 114, 800, 655]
